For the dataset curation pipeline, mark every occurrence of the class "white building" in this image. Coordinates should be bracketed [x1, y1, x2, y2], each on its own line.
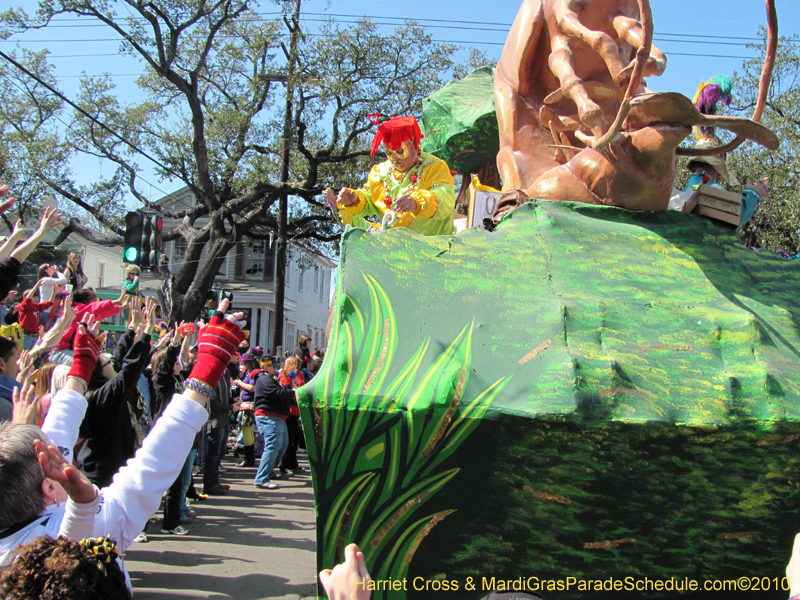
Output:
[60, 187, 336, 352]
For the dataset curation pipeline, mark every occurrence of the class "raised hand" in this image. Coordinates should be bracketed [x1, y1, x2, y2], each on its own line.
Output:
[9, 220, 24, 241]
[114, 289, 129, 308]
[127, 298, 143, 329]
[187, 297, 246, 394]
[33, 297, 75, 357]
[34, 439, 97, 504]
[38, 206, 63, 235]
[0, 184, 16, 216]
[155, 330, 172, 349]
[143, 297, 157, 334]
[11, 381, 38, 425]
[319, 543, 371, 600]
[67, 315, 102, 392]
[15, 349, 35, 386]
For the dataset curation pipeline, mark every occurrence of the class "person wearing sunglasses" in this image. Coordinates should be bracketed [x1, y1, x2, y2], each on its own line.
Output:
[322, 115, 456, 236]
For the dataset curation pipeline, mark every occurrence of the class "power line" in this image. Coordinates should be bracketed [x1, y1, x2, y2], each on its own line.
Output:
[2, 32, 761, 59]
[0, 49, 202, 201]
[32, 10, 779, 43]
[3, 9, 783, 46]
[2, 75, 173, 203]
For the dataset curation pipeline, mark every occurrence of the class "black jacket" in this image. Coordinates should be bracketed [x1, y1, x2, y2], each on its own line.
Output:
[208, 370, 233, 428]
[78, 328, 152, 488]
[151, 343, 181, 423]
[253, 373, 295, 417]
[295, 344, 312, 367]
[0, 257, 20, 307]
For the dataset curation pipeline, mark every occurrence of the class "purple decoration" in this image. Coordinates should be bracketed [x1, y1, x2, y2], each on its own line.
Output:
[696, 84, 733, 136]
[696, 84, 725, 115]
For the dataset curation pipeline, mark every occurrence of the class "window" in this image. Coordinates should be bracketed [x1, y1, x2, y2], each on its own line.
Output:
[286, 257, 292, 284]
[97, 261, 105, 288]
[319, 270, 325, 302]
[172, 237, 188, 269]
[245, 239, 266, 280]
[314, 266, 319, 292]
[298, 267, 304, 291]
[285, 321, 296, 353]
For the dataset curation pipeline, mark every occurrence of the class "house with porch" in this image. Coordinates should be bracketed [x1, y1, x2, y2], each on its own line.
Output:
[60, 187, 335, 352]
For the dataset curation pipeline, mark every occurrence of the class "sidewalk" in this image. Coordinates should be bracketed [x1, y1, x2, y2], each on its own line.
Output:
[125, 452, 318, 600]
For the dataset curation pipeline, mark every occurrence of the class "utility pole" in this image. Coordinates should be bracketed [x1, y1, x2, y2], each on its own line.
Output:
[272, 0, 301, 355]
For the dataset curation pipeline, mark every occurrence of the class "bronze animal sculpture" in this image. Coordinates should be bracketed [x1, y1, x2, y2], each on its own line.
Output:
[495, 0, 779, 211]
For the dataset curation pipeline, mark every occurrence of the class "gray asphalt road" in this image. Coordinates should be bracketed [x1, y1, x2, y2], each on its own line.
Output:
[125, 452, 318, 600]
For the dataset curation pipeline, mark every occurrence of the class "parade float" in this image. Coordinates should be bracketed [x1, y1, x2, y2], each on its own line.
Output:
[299, 1, 799, 598]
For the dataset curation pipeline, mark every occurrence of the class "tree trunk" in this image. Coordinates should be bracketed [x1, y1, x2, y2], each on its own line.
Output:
[168, 234, 235, 325]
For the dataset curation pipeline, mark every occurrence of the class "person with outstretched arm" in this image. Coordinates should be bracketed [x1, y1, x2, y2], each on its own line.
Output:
[0, 299, 247, 595]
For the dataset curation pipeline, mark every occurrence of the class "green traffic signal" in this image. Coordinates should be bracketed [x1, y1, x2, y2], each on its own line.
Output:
[124, 211, 144, 265]
[123, 246, 140, 262]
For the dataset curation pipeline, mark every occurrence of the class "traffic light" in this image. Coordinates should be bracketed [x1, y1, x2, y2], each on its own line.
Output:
[150, 215, 163, 268]
[207, 289, 219, 310]
[141, 216, 152, 270]
[219, 289, 233, 304]
[124, 212, 143, 264]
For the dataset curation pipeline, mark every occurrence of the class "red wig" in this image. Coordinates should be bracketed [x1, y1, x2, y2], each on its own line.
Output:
[370, 116, 424, 157]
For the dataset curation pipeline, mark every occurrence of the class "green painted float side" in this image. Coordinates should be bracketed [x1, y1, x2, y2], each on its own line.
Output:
[298, 201, 800, 599]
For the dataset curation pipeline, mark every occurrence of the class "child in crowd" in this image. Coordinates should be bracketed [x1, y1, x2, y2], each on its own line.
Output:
[17, 282, 52, 350]
[121, 265, 141, 297]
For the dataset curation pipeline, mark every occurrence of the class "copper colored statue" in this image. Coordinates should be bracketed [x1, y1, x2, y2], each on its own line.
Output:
[495, 0, 779, 211]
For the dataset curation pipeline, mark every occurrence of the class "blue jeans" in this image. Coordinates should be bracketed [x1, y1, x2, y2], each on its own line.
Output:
[22, 333, 37, 351]
[254, 415, 288, 486]
[179, 448, 197, 518]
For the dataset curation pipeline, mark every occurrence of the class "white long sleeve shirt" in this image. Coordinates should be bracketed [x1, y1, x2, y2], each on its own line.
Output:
[38, 273, 68, 304]
[0, 387, 208, 584]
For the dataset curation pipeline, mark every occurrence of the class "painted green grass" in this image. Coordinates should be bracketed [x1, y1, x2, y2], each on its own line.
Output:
[298, 274, 510, 599]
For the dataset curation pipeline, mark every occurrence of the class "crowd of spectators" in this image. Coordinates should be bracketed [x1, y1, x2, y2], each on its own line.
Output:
[0, 186, 351, 599]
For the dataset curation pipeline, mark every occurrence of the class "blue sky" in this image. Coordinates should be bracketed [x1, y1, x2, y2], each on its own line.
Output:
[1, 0, 798, 204]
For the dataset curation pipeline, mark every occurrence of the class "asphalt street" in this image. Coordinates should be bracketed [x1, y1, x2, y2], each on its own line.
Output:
[125, 451, 318, 600]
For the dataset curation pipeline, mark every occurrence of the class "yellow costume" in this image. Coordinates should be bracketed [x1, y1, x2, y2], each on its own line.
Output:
[338, 151, 456, 236]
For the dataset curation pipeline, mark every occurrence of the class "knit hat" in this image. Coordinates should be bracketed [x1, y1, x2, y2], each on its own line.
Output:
[370, 116, 424, 157]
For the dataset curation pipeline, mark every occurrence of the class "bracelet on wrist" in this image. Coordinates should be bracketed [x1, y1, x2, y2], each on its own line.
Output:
[185, 378, 217, 400]
[67, 375, 88, 390]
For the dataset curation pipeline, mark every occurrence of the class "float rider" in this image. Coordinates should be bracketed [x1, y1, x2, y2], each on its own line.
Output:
[322, 115, 456, 236]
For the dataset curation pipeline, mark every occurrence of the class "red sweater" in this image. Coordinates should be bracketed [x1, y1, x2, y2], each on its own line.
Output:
[18, 298, 53, 334]
[56, 300, 121, 350]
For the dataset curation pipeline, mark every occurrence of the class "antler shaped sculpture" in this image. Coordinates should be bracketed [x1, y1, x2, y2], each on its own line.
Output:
[495, 0, 779, 211]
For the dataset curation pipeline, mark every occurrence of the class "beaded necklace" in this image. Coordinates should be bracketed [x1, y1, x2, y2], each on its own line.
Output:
[379, 153, 424, 209]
